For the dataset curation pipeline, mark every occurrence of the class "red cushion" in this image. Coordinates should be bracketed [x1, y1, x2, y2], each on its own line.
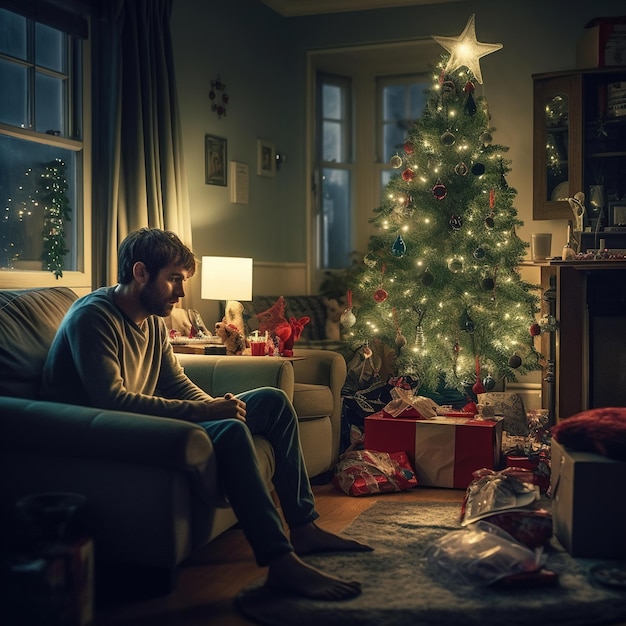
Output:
[551, 408, 626, 461]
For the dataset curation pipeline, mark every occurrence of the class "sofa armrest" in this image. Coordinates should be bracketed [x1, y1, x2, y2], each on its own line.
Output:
[177, 354, 295, 400]
[292, 348, 347, 461]
[0, 397, 216, 488]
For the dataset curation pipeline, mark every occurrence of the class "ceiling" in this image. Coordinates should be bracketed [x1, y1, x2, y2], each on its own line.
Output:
[259, 0, 465, 17]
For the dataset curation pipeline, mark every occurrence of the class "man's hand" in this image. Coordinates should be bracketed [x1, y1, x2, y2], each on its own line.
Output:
[208, 393, 247, 422]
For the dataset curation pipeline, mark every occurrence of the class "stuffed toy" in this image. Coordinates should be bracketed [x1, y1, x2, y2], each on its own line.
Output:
[322, 296, 345, 341]
[256, 296, 287, 335]
[224, 300, 245, 335]
[215, 319, 247, 355]
[281, 316, 310, 357]
[255, 297, 311, 356]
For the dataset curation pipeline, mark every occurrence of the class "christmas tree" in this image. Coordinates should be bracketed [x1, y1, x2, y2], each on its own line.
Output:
[344, 15, 542, 401]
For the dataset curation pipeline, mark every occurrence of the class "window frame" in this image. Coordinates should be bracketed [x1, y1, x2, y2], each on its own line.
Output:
[315, 71, 354, 271]
[306, 40, 441, 292]
[0, 7, 91, 291]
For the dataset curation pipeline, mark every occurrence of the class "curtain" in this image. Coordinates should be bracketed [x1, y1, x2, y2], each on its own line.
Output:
[92, 0, 192, 291]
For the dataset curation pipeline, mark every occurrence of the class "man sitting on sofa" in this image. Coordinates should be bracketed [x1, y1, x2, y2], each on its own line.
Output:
[41, 227, 370, 601]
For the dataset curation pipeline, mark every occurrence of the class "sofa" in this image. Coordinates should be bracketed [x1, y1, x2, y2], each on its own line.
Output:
[241, 294, 347, 351]
[0, 287, 346, 591]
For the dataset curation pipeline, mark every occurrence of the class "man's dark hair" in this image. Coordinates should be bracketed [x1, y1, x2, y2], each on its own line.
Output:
[117, 228, 196, 284]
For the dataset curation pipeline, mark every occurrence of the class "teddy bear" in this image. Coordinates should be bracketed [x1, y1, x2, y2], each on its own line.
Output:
[322, 296, 346, 341]
[215, 318, 247, 355]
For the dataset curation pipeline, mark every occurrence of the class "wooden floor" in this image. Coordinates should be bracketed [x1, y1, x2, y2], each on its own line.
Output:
[93, 483, 465, 626]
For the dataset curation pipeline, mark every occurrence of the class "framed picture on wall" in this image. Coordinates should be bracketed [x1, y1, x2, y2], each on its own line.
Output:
[257, 138, 276, 178]
[609, 201, 626, 226]
[205, 134, 227, 186]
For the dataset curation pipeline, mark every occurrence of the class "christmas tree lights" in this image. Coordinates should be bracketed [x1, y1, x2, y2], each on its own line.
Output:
[41, 158, 71, 278]
[345, 22, 541, 398]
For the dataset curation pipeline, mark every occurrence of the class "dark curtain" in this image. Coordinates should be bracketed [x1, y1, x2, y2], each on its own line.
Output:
[91, 0, 192, 288]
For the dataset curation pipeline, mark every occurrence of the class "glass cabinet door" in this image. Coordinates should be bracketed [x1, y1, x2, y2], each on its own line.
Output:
[533, 73, 582, 220]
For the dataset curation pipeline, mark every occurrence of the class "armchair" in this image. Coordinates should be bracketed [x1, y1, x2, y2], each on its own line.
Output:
[0, 287, 330, 592]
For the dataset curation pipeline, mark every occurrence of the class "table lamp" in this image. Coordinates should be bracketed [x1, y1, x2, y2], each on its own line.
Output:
[201, 256, 253, 329]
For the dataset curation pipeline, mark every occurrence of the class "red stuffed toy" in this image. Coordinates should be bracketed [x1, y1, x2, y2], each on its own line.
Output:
[281, 316, 310, 357]
[255, 297, 310, 356]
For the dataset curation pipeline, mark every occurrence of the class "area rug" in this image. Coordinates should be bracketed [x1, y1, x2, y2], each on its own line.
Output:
[236, 501, 626, 626]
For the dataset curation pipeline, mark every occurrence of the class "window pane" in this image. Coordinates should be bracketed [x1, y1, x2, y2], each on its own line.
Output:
[0, 59, 28, 127]
[383, 84, 406, 120]
[35, 72, 65, 135]
[0, 9, 26, 59]
[323, 84, 342, 119]
[35, 23, 65, 72]
[0, 134, 77, 272]
[380, 169, 393, 194]
[323, 120, 342, 162]
[409, 83, 427, 119]
[383, 122, 407, 161]
[321, 168, 351, 269]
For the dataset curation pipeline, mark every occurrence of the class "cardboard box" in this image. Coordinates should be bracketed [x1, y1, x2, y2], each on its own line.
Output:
[576, 18, 626, 68]
[551, 439, 626, 558]
[364, 412, 503, 489]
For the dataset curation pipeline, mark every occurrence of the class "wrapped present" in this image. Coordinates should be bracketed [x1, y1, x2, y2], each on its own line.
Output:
[505, 452, 551, 493]
[333, 449, 418, 496]
[364, 411, 503, 489]
[485, 509, 553, 550]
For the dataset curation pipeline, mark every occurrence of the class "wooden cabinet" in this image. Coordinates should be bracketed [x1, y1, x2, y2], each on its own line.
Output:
[533, 69, 626, 224]
[543, 261, 626, 420]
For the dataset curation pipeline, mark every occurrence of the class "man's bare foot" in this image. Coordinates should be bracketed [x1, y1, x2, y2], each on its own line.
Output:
[265, 551, 361, 600]
[290, 522, 373, 556]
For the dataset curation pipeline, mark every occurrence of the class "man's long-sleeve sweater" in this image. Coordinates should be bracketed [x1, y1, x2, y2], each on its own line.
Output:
[41, 286, 214, 421]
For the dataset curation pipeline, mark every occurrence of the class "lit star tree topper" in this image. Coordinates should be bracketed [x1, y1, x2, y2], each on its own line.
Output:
[433, 14, 503, 84]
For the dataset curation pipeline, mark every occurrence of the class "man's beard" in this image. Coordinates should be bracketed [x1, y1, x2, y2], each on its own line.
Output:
[139, 281, 176, 318]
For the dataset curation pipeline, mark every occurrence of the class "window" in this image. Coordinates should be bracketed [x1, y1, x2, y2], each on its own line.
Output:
[377, 74, 430, 193]
[0, 5, 89, 286]
[309, 41, 439, 288]
[316, 73, 353, 270]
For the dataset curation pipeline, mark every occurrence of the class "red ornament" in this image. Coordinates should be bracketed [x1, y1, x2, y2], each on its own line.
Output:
[463, 81, 475, 94]
[402, 168, 415, 182]
[463, 401, 479, 414]
[403, 141, 415, 154]
[374, 288, 388, 303]
[472, 381, 485, 395]
[530, 323, 542, 337]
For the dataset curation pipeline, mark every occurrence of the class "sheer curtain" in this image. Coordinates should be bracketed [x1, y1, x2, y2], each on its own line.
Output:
[92, 0, 192, 290]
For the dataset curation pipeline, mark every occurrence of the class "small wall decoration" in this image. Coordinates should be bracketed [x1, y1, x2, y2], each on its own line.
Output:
[609, 201, 626, 226]
[210, 76, 229, 118]
[257, 138, 276, 178]
[230, 161, 249, 205]
[205, 134, 227, 186]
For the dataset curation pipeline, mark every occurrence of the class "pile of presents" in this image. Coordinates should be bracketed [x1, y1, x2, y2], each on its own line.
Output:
[335, 372, 551, 496]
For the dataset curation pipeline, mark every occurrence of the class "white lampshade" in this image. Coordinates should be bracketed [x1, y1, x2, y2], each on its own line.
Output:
[201, 256, 253, 301]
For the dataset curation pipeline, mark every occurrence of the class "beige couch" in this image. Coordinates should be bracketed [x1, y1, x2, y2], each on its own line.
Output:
[0, 287, 345, 591]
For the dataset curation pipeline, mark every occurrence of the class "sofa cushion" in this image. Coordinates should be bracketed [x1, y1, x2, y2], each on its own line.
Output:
[0, 287, 77, 398]
[292, 382, 334, 421]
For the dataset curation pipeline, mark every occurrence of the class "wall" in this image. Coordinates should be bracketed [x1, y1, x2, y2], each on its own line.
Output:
[171, 0, 625, 323]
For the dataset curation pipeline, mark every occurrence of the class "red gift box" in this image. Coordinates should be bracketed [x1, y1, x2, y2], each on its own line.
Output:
[364, 411, 503, 489]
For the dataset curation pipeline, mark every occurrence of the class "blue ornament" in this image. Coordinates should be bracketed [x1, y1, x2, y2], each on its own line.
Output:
[483, 374, 496, 391]
[391, 235, 406, 257]
[473, 246, 486, 259]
